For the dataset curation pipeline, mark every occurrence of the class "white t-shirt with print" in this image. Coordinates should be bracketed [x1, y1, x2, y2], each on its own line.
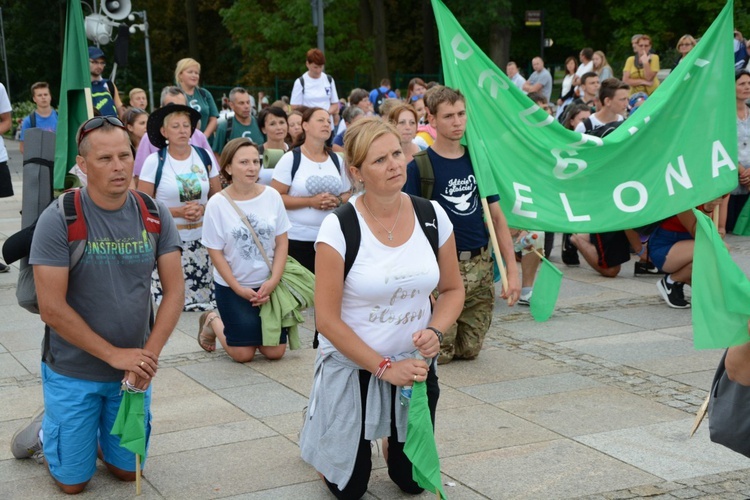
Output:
[202, 187, 291, 288]
[314, 196, 453, 357]
[140, 147, 219, 241]
[272, 150, 351, 241]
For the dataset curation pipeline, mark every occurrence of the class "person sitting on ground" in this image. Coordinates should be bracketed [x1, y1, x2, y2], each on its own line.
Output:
[623, 35, 660, 96]
[199, 138, 291, 361]
[651, 198, 725, 309]
[675, 35, 697, 66]
[593, 51, 613, 81]
[506, 61, 526, 90]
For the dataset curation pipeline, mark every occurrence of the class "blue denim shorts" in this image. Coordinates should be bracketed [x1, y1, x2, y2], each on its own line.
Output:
[41, 363, 152, 485]
[648, 227, 693, 271]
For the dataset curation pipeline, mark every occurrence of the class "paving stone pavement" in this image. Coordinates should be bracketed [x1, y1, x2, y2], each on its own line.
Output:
[1, 139, 750, 498]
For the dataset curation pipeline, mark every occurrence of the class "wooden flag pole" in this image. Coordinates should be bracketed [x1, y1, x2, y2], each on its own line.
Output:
[135, 454, 142, 495]
[481, 198, 508, 293]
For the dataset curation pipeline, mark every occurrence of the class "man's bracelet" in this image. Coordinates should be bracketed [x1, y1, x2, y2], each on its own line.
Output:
[426, 326, 444, 344]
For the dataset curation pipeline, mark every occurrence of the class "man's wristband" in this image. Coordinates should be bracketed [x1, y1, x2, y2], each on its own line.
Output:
[426, 326, 444, 344]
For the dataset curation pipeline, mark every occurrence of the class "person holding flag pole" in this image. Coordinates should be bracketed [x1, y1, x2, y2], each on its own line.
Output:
[404, 85, 520, 364]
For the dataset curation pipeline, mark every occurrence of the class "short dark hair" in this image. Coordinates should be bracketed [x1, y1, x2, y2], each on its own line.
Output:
[348, 88, 369, 106]
[306, 48, 326, 65]
[380, 78, 391, 87]
[580, 72, 599, 85]
[598, 78, 629, 104]
[257, 105, 287, 130]
[30, 81, 49, 94]
[527, 92, 548, 105]
[580, 47, 594, 60]
[424, 86, 465, 116]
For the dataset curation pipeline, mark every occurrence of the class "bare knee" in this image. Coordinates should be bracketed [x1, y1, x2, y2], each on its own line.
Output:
[599, 266, 620, 278]
[226, 346, 257, 363]
[54, 480, 89, 495]
[260, 345, 287, 360]
[105, 461, 138, 482]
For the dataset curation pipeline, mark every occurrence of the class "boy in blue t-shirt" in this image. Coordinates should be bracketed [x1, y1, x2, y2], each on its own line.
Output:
[404, 86, 520, 363]
[19, 81, 58, 155]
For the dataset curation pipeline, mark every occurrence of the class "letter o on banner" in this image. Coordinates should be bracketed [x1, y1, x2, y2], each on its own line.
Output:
[613, 181, 648, 212]
[451, 34, 474, 60]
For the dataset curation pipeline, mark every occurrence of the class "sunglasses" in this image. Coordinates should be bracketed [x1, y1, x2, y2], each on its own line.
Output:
[77, 115, 127, 148]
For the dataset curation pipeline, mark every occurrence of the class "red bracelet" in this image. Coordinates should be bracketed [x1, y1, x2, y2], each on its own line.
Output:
[375, 357, 391, 379]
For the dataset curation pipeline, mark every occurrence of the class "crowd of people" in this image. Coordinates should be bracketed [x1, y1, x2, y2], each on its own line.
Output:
[5, 28, 750, 497]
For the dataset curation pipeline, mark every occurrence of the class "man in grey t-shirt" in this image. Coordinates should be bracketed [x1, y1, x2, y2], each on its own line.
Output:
[13, 117, 183, 494]
[523, 56, 553, 102]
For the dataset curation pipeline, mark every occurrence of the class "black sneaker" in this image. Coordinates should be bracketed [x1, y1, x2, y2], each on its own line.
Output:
[656, 276, 690, 309]
[634, 261, 665, 276]
[561, 234, 580, 266]
[0, 262, 9, 273]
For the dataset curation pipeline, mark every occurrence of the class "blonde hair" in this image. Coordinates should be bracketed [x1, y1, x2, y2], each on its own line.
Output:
[593, 51, 611, 72]
[343, 117, 400, 186]
[676, 34, 697, 50]
[162, 110, 191, 130]
[129, 87, 146, 100]
[174, 58, 201, 86]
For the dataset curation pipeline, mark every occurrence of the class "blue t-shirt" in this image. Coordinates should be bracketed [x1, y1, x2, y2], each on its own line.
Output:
[404, 148, 499, 250]
[91, 79, 117, 116]
[20, 111, 58, 141]
[332, 130, 345, 147]
[369, 86, 397, 106]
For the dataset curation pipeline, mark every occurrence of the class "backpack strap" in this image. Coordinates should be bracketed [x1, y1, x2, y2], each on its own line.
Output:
[413, 150, 434, 200]
[328, 150, 341, 172]
[58, 190, 88, 269]
[191, 145, 212, 173]
[291, 147, 302, 181]
[298, 76, 305, 94]
[29, 112, 36, 129]
[312, 201, 361, 348]
[154, 148, 167, 192]
[224, 115, 234, 146]
[582, 117, 593, 133]
[409, 195, 439, 258]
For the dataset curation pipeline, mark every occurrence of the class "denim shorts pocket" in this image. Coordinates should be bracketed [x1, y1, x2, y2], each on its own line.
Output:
[43, 418, 62, 469]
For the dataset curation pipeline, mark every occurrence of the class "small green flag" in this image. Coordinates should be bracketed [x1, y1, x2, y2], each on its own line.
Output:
[404, 380, 447, 499]
[731, 199, 750, 235]
[110, 391, 147, 457]
[692, 209, 750, 349]
[54, 0, 93, 190]
[530, 256, 563, 322]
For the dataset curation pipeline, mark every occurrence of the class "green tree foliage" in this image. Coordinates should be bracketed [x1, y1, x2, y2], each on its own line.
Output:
[220, 0, 371, 88]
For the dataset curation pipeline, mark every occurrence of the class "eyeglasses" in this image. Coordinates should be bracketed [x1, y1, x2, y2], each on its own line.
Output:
[77, 115, 127, 148]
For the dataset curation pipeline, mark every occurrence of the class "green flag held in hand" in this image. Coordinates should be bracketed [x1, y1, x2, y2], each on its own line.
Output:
[692, 210, 750, 349]
[110, 391, 147, 457]
[530, 256, 564, 322]
[430, 0, 737, 234]
[404, 380, 447, 499]
[54, 0, 93, 190]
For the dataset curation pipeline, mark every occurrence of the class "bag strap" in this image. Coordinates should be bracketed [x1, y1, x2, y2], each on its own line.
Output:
[225, 116, 234, 146]
[413, 150, 434, 200]
[191, 144, 212, 173]
[409, 195, 439, 258]
[298, 76, 305, 94]
[154, 148, 167, 191]
[220, 189, 272, 271]
[333, 202, 361, 279]
[291, 147, 302, 181]
[30, 112, 36, 129]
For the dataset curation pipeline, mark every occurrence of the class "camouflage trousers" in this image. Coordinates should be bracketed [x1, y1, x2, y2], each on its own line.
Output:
[438, 247, 494, 364]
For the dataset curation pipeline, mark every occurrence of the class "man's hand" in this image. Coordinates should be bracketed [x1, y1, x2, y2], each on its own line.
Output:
[109, 348, 158, 380]
[123, 370, 152, 391]
[501, 273, 521, 307]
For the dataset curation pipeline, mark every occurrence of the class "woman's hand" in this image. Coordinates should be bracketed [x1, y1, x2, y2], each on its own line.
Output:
[413, 329, 441, 359]
[183, 201, 203, 221]
[252, 278, 280, 306]
[382, 358, 429, 387]
[234, 286, 259, 303]
[309, 192, 339, 211]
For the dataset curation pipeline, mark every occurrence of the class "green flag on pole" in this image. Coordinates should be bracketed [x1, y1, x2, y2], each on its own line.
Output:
[430, 0, 737, 233]
[530, 255, 563, 322]
[110, 390, 147, 457]
[404, 380, 447, 499]
[692, 209, 750, 349]
[54, 0, 93, 190]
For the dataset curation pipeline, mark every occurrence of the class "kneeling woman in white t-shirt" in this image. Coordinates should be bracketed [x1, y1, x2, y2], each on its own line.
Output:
[270, 107, 351, 272]
[199, 138, 291, 362]
[299, 118, 464, 498]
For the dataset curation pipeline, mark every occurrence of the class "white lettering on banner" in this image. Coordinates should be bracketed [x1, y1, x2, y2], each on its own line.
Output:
[711, 140, 736, 177]
[451, 34, 473, 60]
[559, 193, 591, 221]
[666, 156, 693, 196]
[551, 149, 587, 179]
[569, 134, 603, 148]
[478, 69, 508, 98]
[613, 181, 648, 212]
[519, 105, 554, 128]
[512, 182, 537, 218]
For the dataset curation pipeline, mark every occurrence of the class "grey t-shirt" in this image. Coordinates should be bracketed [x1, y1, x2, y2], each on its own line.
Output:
[528, 68, 553, 102]
[29, 189, 182, 382]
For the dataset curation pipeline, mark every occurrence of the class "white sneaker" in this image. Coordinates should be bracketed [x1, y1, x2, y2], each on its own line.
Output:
[518, 291, 532, 306]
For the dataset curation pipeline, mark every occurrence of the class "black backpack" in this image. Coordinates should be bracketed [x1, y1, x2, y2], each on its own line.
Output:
[374, 88, 387, 115]
[312, 195, 440, 348]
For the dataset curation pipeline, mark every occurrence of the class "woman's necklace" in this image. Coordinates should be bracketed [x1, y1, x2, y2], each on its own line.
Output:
[301, 145, 326, 169]
[362, 194, 403, 241]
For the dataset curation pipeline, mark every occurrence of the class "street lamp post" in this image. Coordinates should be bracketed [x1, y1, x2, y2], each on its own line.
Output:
[128, 10, 154, 112]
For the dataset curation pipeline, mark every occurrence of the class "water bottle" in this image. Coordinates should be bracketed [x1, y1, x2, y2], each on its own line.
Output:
[514, 232, 539, 253]
[400, 353, 424, 407]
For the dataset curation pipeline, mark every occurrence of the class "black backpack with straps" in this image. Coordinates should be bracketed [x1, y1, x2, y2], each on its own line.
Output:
[312, 195, 439, 348]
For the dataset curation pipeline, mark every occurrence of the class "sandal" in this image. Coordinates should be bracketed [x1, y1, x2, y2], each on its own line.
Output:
[198, 311, 218, 352]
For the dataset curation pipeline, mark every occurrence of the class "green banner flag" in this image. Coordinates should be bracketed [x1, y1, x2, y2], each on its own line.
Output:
[530, 255, 563, 322]
[404, 380, 447, 499]
[110, 390, 147, 457]
[431, 0, 737, 233]
[692, 209, 750, 349]
[54, 0, 93, 190]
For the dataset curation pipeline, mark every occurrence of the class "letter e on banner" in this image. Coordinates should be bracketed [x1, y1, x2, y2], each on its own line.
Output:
[712, 140, 736, 177]
[613, 181, 648, 212]
[512, 182, 537, 218]
[451, 34, 473, 60]
[478, 70, 508, 97]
